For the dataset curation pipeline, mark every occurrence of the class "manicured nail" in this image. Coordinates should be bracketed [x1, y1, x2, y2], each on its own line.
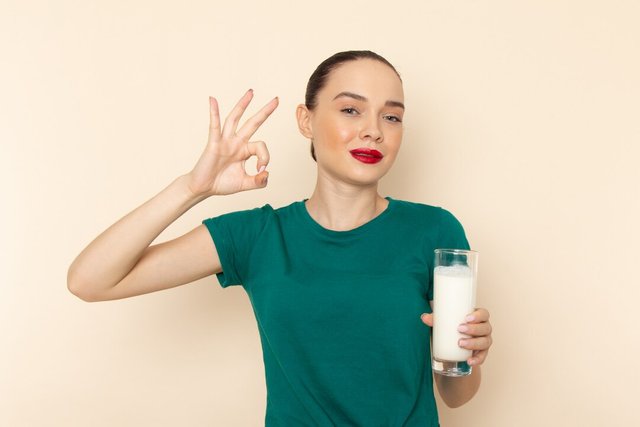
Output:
[258, 165, 266, 173]
[466, 315, 475, 322]
[458, 325, 468, 332]
[459, 339, 467, 347]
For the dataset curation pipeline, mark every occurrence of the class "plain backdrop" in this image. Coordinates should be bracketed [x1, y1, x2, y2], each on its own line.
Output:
[2, 0, 639, 426]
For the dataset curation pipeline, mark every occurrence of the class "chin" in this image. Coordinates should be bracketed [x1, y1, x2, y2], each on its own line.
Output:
[345, 169, 391, 187]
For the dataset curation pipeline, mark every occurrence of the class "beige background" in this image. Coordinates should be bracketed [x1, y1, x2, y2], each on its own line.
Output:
[2, 0, 639, 425]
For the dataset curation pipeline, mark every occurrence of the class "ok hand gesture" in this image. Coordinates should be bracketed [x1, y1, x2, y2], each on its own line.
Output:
[187, 90, 279, 197]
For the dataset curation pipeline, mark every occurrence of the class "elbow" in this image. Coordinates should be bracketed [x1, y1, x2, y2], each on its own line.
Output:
[440, 384, 480, 408]
[435, 367, 481, 409]
[443, 397, 469, 409]
[67, 279, 93, 302]
[67, 268, 100, 302]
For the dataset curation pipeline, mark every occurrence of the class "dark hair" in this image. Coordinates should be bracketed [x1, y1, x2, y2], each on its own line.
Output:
[304, 50, 402, 161]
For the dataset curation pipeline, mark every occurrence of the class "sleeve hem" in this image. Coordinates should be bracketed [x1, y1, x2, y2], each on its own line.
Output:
[202, 218, 242, 288]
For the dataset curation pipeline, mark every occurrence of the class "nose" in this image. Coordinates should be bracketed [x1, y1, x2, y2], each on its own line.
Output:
[359, 116, 383, 143]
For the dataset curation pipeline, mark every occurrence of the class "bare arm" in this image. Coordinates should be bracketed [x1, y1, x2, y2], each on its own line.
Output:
[67, 91, 279, 302]
[67, 175, 215, 301]
[434, 364, 482, 408]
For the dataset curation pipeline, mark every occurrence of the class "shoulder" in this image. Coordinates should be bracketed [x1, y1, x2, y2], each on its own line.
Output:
[389, 197, 461, 225]
[202, 204, 280, 243]
[203, 203, 274, 225]
[202, 200, 304, 229]
[389, 197, 468, 244]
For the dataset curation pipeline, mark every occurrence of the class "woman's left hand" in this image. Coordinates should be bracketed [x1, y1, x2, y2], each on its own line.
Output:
[420, 307, 493, 367]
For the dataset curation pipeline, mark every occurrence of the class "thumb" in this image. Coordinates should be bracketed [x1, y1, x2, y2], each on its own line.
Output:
[255, 170, 269, 188]
[241, 170, 269, 191]
[420, 313, 433, 327]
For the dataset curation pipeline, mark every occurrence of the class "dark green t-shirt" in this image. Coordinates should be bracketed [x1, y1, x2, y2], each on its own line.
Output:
[202, 197, 470, 426]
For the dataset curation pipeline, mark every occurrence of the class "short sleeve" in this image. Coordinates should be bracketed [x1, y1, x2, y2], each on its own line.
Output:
[437, 208, 471, 252]
[427, 208, 471, 301]
[201, 205, 273, 288]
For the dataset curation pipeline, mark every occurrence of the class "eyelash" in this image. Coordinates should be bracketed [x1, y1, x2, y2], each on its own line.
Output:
[340, 108, 402, 123]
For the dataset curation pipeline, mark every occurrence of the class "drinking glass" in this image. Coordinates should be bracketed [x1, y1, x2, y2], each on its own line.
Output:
[431, 249, 478, 377]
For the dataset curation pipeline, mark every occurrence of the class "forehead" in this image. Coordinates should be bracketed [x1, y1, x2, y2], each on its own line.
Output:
[319, 59, 404, 102]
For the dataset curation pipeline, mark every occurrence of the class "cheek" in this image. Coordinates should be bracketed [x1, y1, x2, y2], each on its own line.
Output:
[313, 113, 357, 147]
[388, 128, 403, 150]
[382, 132, 403, 163]
[324, 123, 357, 147]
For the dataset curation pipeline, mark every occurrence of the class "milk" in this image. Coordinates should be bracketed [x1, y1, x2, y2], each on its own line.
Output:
[432, 264, 476, 362]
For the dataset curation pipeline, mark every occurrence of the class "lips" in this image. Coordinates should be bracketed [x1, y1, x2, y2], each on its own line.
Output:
[349, 148, 383, 164]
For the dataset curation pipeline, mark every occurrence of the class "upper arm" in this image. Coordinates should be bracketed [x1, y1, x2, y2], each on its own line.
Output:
[98, 224, 221, 301]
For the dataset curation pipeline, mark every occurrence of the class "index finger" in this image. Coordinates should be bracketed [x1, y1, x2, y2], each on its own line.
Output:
[236, 96, 279, 140]
[465, 308, 490, 323]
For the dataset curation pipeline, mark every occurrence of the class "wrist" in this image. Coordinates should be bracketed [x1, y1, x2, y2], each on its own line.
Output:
[174, 174, 210, 206]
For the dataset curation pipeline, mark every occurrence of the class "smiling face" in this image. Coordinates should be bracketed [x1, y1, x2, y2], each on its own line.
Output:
[297, 58, 405, 186]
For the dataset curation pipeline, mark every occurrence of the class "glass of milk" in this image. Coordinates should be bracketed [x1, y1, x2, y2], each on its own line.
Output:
[431, 249, 478, 377]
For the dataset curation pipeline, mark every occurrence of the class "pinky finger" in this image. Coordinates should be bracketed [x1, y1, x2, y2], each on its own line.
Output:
[208, 97, 221, 139]
[469, 350, 488, 366]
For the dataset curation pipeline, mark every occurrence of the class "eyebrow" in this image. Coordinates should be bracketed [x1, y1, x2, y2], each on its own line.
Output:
[332, 91, 405, 110]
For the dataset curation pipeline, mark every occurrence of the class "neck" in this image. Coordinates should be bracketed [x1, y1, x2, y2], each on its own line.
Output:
[305, 173, 388, 231]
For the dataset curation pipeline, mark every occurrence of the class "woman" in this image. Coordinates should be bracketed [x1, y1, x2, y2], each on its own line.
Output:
[68, 50, 493, 426]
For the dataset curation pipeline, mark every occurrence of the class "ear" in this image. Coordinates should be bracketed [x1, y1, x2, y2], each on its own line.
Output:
[296, 104, 314, 139]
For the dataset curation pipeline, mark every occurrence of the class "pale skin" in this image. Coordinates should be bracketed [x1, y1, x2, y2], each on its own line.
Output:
[67, 58, 493, 409]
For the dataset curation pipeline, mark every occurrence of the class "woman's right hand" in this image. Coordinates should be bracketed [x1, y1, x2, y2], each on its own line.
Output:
[186, 89, 279, 198]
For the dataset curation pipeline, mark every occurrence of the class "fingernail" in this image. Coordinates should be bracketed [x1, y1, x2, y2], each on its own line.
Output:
[248, 88, 253, 94]
[258, 165, 266, 173]
[466, 315, 475, 322]
[459, 339, 467, 347]
[458, 325, 468, 332]
[263, 176, 268, 185]
[468, 358, 475, 366]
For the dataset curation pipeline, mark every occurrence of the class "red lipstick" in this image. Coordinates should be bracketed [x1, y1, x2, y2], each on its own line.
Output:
[349, 148, 383, 164]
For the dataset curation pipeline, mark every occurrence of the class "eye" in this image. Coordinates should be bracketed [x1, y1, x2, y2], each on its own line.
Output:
[384, 115, 402, 123]
[341, 107, 359, 115]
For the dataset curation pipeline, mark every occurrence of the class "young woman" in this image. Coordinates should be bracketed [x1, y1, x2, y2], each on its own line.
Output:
[68, 50, 493, 426]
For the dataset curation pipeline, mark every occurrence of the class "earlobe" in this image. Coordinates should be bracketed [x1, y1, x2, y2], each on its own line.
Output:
[296, 104, 313, 139]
